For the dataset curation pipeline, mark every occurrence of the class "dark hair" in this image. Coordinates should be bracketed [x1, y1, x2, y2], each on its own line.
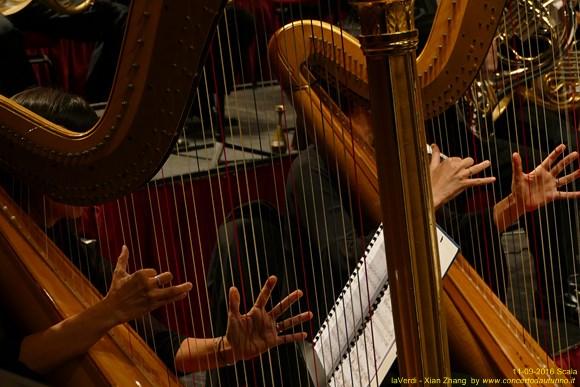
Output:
[11, 87, 98, 133]
[1, 88, 98, 206]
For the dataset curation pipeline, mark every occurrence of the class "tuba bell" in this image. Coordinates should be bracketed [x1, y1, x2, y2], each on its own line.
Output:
[37, 0, 93, 14]
[1, 0, 93, 16]
[0, 0, 32, 15]
[464, 0, 578, 139]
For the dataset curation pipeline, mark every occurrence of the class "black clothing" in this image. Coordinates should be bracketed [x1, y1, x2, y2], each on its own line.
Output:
[204, 201, 304, 387]
[205, 144, 490, 386]
[284, 145, 508, 327]
[427, 101, 579, 319]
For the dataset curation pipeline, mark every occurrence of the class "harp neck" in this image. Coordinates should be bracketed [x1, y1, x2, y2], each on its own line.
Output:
[0, 0, 228, 206]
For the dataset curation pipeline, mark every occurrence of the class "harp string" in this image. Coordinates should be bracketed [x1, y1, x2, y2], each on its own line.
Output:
[275, 0, 580, 381]
[155, 175, 196, 364]
[268, 8, 329, 384]
[21, 0, 580, 382]
[509, 0, 570, 351]
[180, 2, 307, 384]
[331, 13, 381, 382]
[277, 9, 381, 382]
[260, 1, 362, 382]
[4, 177, 179, 383]
[247, 2, 317, 383]
[434, 0, 580, 367]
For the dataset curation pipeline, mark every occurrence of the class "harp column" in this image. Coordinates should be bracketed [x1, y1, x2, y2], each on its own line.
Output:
[351, 0, 451, 381]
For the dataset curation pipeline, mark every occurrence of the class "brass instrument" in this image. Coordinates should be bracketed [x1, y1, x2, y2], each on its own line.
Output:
[1, 0, 93, 15]
[38, 0, 93, 14]
[522, 38, 580, 111]
[466, 0, 578, 130]
[0, 0, 32, 15]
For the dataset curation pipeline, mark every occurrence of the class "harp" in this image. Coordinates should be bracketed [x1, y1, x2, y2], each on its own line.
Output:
[0, 184, 182, 386]
[1, 0, 579, 386]
[0, 0, 227, 385]
[268, 0, 576, 383]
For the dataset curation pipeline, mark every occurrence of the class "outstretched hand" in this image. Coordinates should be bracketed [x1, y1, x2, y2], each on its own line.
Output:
[103, 245, 193, 325]
[429, 144, 496, 209]
[224, 276, 312, 362]
[511, 144, 580, 212]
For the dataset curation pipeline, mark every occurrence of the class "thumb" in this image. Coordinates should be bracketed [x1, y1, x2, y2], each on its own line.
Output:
[114, 245, 130, 276]
[228, 286, 241, 319]
[511, 152, 523, 179]
[430, 144, 441, 170]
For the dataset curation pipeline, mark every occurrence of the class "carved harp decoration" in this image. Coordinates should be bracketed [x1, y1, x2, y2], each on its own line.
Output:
[269, 0, 565, 384]
[0, 0, 227, 206]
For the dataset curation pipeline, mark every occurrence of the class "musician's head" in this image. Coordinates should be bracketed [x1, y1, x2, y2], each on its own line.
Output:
[1, 87, 99, 228]
[11, 87, 98, 132]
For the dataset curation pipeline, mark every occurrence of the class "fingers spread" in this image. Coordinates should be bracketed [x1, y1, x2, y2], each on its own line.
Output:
[553, 152, 579, 177]
[458, 156, 475, 169]
[542, 144, 565, 170]
[278, 311, 313, 332]
[270, 289, 303, 319]
[512, 152, 523, 178]
[135, 268, 157, 280]
[277, 332, 307, 345]
[556, 171, 578, 187]
[157, 282, 192, 302]
[559, 191, 580, 200]
[254, 276, 277, 310]
[469, 160, 491, 176]
[466, 176, 496, 188]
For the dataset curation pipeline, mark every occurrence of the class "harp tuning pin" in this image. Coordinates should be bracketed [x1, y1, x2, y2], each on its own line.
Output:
[271, 105, 287, 154]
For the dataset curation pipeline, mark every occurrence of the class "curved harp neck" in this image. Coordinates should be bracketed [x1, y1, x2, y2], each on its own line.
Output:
[0, 0, 228, 206]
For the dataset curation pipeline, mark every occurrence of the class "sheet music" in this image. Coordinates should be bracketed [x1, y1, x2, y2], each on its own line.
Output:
[313, 226, 387, 378]
[329, 287, 396, 387]
[312, 224, 459, 386]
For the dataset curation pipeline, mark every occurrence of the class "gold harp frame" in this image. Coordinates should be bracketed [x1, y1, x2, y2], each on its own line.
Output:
[0, 1, 228, 385]
[0, 0, 227, 205]
[269, 0, 566, 383]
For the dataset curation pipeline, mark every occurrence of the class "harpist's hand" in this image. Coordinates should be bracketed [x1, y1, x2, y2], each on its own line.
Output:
[511, 144, 580, 212]
[103, 245, 193, 325]
[223, 276, 312, 362]
[429, 144, 496, 210]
